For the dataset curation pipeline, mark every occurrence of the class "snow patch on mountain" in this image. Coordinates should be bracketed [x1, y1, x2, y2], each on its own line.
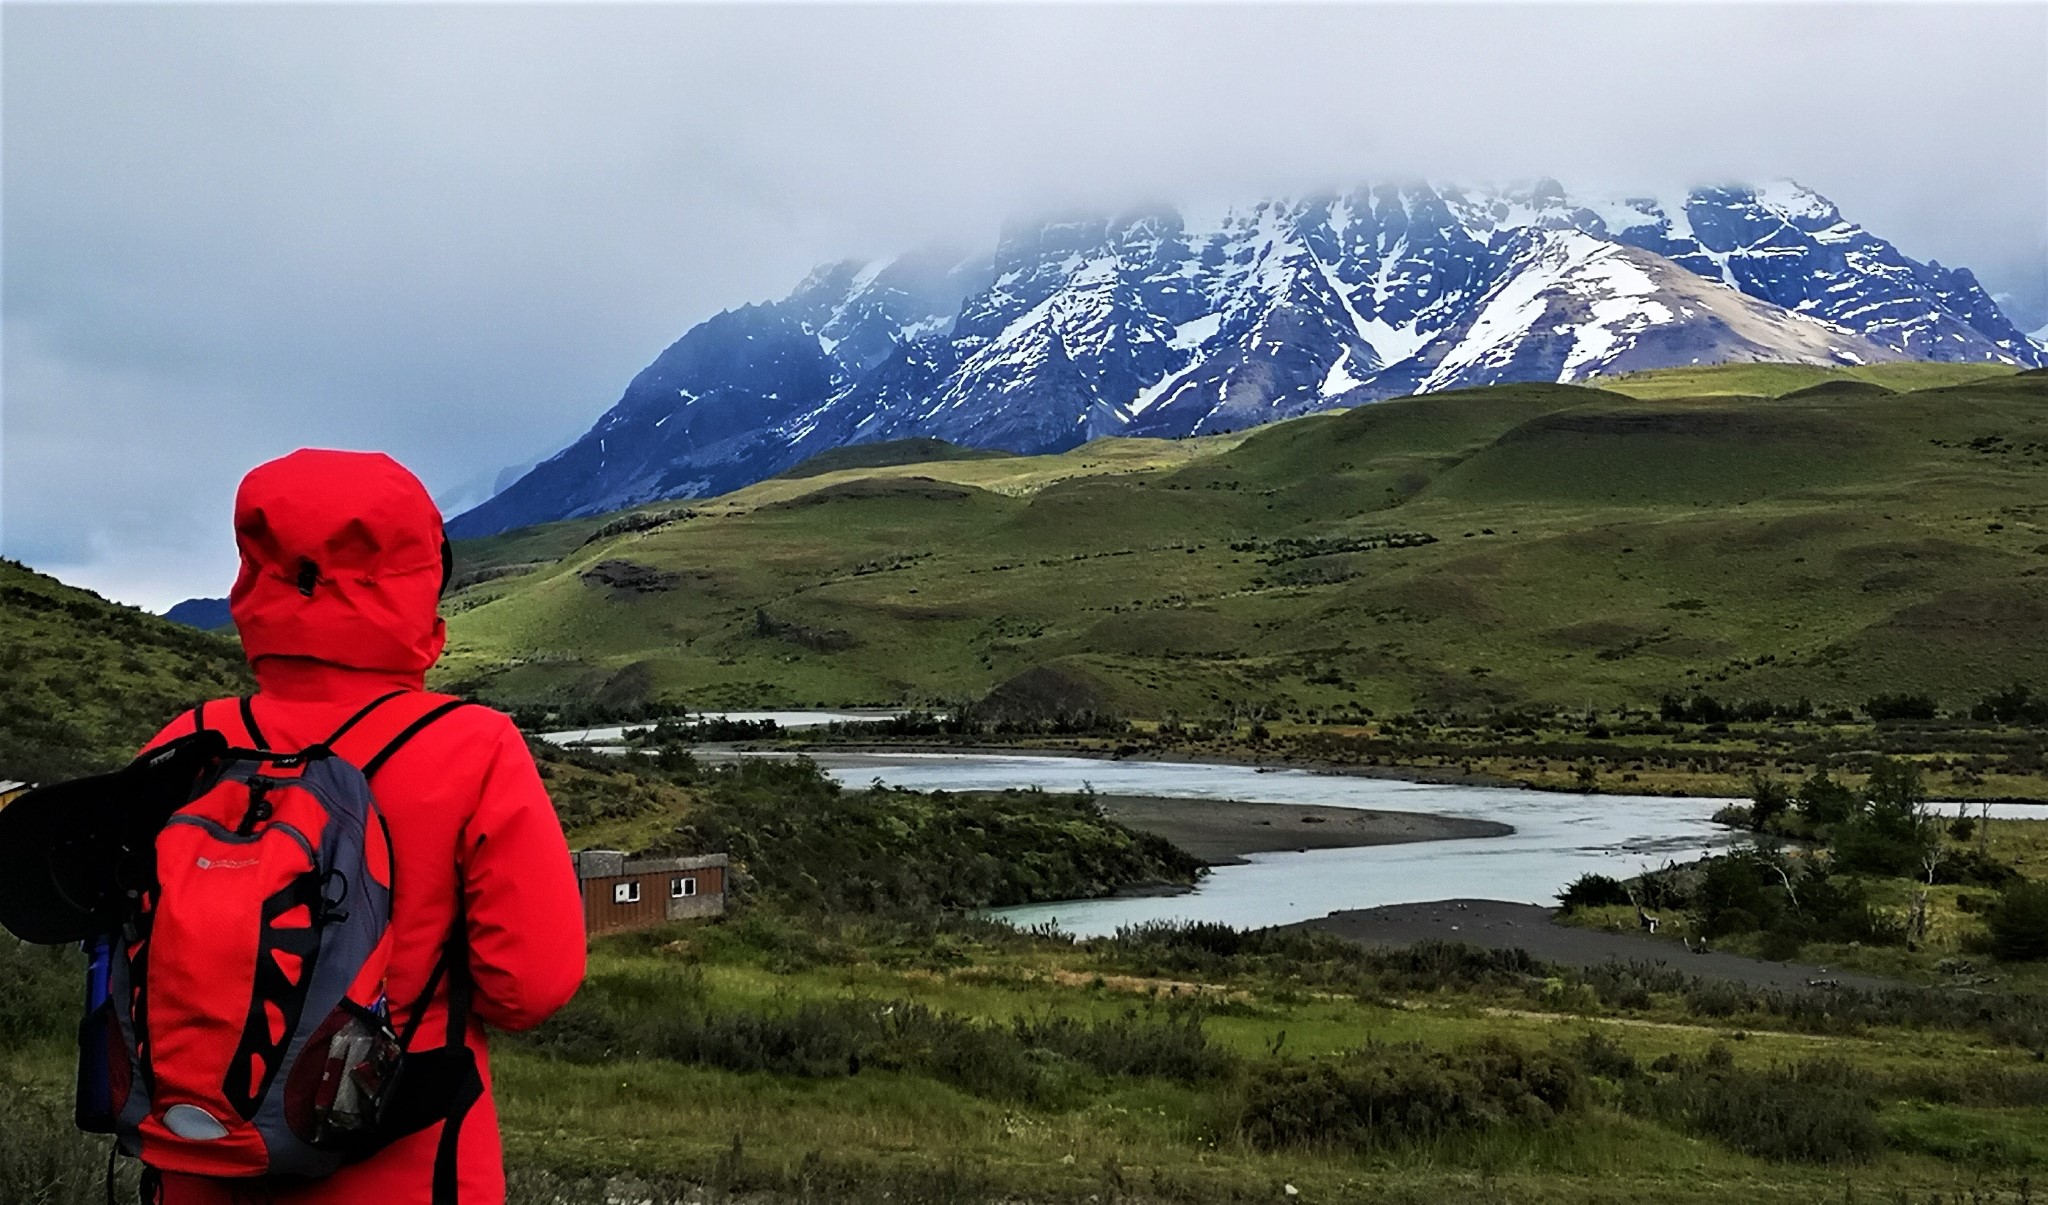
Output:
[449, 179, 2041, 538]
[1425, 233, 1669, 386]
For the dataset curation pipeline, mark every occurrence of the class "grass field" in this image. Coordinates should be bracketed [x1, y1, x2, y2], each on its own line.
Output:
[440, 365, 2048, 724]
[14, 905, 2048, 1205]
[485, 919, 2048, 1205]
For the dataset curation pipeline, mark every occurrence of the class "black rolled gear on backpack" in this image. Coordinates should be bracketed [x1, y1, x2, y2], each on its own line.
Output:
[0, 731, 228, 945]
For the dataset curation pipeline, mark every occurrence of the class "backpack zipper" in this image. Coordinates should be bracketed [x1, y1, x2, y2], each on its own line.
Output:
[235, 780, 276, 837]
[164, 814, 314, 862]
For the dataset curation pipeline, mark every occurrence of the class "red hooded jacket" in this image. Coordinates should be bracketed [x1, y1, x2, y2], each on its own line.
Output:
[143, 449, 586, 1205]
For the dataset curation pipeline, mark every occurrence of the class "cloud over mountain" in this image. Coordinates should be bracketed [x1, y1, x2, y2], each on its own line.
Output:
[454, 180, 2031, 537]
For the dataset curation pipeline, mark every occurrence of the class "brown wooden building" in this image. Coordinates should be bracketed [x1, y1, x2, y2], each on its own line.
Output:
[572, 850, 728, 935]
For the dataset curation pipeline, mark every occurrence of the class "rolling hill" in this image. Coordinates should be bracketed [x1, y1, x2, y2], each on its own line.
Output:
[438, 363, 2046, 720]
[0, 559, 251, 781]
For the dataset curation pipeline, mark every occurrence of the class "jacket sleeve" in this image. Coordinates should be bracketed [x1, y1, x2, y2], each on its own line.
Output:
[458, 717, 586, 1031]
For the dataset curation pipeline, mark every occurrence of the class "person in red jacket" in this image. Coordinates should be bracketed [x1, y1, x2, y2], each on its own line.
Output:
[141, 448, 586, 1204]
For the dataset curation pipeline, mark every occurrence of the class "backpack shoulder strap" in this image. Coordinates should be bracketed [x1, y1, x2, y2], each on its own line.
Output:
[321, 691, 470, 779]
[188, 697, 261, 747]
[237, 697, 270, 751]
[361, 699, 469, 779]
[319, 690, 411, 750]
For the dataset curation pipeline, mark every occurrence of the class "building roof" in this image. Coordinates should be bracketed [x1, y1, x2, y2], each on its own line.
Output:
[571, 849, 727, 880]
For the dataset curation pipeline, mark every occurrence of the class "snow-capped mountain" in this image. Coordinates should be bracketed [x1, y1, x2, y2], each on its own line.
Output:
[450, 179, 2040, 537]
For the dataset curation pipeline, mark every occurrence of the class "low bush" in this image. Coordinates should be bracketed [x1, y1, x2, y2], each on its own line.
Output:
[1235, 1038, 1585, 1151]
[1931, 846, 2020, 889]
[1987, 880, 2048, 961]
[1884, 1064, 2048, 1108]
[1556, 873, 1633, 911]
[1867, 694, 1939, 723]
[1625, 1050, 1882, 1164]
[517, 989, 1231, 1105]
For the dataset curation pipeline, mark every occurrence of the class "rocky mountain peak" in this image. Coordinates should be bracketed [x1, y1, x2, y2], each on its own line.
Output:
[449, 179, 2041, 538]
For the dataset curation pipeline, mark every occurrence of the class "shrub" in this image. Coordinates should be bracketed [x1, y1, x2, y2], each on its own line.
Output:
[518, 988, 1230, 1105]
[1694, 853, 1787, 938]
[1236, 1039, 1585, 1151]
[1013, 1009, 1230, 1084]
[1866, 693, 1938, 722]
[1987, 881, 2048, 961]
[1930, 847, 2019, 889]
[1972, 683, 2048, 725]
[1557, 873, 1634, 911]
[1795, 769, 1858, 828]
[1560, 1030, 1639, 1081]
[1832, 758, 1935, 877]
[1627, 1052, 1882, 1164]
[1795, 875, 1906, 947]
[1747, 772, 1792, 832]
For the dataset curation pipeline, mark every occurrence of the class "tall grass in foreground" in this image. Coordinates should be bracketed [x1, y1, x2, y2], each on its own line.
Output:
[0, 1080, 132, 1205]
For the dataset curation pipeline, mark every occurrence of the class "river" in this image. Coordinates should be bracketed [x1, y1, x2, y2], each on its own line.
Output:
[537, 721, 2048, 938]
[802, 751, 1746, 936]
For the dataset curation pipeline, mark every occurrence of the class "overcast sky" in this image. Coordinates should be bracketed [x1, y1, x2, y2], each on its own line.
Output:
[5, 2, 2045, 612]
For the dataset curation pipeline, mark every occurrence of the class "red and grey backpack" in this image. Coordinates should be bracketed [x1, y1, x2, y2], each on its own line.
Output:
[79, 690, 480, 1189]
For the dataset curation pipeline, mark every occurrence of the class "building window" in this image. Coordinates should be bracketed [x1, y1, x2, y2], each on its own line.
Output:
[613, 881, 640, 904]
[672, 876, 697, 898]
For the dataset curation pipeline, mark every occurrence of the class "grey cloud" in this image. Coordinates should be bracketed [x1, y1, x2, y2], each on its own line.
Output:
[5, 3, 2043, 609]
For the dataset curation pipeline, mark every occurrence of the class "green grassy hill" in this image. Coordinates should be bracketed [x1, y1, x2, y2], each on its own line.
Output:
[440, 365, 2048, 719]
[778, 436, 1013, 479]
[1598, 360, 2018, 400]
[0, 560, 250, 781]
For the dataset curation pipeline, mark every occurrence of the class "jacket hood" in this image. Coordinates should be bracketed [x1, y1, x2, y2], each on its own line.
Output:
[230, 449, 448, 675]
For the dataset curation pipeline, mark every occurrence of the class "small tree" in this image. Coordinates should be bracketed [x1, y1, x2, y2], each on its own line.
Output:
[1987, 881, 2048, 961]
[1832, 759, 1936, 878]
[1747, 772, 1792, 832]
[1795, 769, 1858, 829]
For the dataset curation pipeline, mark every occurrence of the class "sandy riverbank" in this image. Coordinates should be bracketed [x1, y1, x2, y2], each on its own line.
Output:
[775, 742, 1519, 789]
[1093, 795, 1511, 865]
[1297, 899, 1900, 992]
